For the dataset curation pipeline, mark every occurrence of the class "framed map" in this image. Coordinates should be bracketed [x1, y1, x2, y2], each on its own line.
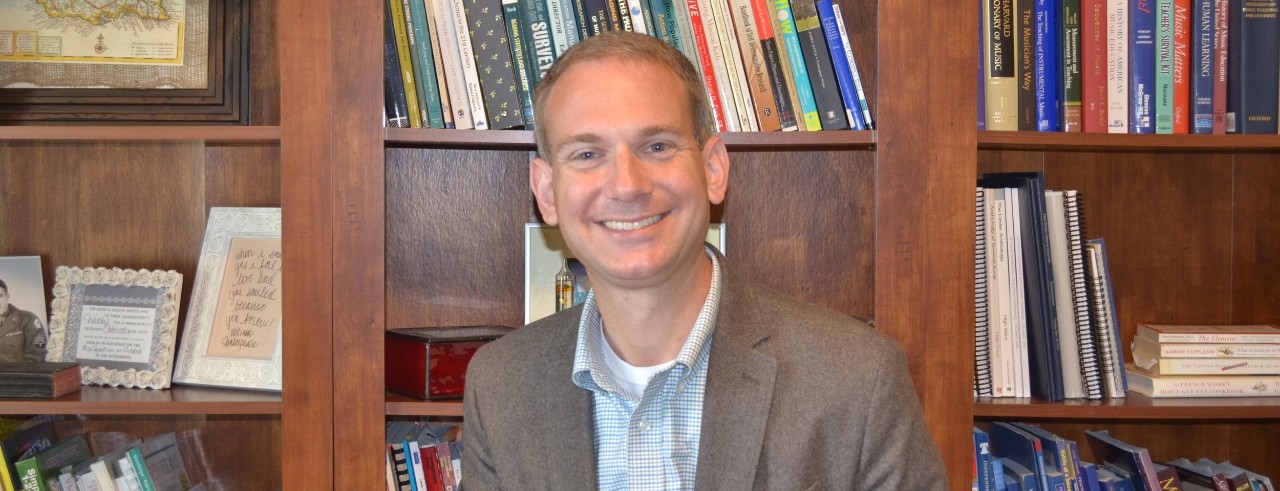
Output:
[0, 0, 250, 123]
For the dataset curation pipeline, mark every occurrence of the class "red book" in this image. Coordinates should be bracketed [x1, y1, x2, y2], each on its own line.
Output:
[1211, 0, 1228, 133]
[384, 325, 512, 400]
[684, 0, 727, 131]
[1172, 0, 1190, 133]
[1081, 0, 1109, 132]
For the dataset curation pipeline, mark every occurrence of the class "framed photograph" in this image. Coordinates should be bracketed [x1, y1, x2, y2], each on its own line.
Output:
[46, 266, 183, 389]
[524, 223, 726, 324]
[0, 256, 49, 363]
[0, 0, 250, 124]
[174, 207, 281, 391]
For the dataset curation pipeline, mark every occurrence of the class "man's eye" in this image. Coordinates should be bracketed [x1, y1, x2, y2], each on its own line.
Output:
[647, 142, 671, 153]
[572, 151, 598, 161]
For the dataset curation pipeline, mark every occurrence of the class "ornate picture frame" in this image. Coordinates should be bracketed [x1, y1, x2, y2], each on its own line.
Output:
[0, 0, 249, 124]
[174, 207, 282, 392]
[46, 266, 183, 390]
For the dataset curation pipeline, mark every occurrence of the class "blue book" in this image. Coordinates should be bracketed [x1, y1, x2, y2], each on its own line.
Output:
[773, 0, 822, 131]
[1014, 423, 1078, 491]
[1080, 461, 1102, 491]
[989, 422, 1051, 491]
[994, 458, 1010, 491]
[815, 0, 866, 130]
[1003, 457, 1041, 491]
[976, 428, 997, 491]
[1035, 0, 1061, 131]
[1085, 430, 1159, 491]
[1129, 0, 1156, 132]
[1189, 0, 1215, 133]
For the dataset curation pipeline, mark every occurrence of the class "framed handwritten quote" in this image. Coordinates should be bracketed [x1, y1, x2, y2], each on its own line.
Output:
[46, 267, 184, 389]
[174, 207, 282, 391]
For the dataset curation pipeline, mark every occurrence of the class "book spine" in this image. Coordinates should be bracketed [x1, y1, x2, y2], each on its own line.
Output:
[628, 0, 653, 33]
[1106, 0, 1129, 132]
[16, 456, 45, 491]
[465, 0, 528, 130]
[1062, 0, 1083, 131]
[975, 188, 994, 397]
[581, 0, 613, 35]
[1046, 191, 1084, 399]
[573, 0, 594, 38]
[385, 1, 413, 128]
[423, 0, 456, 128]
[1018, 0, 1038, 130]
[831, 4, 873, 129]
[1129, 370, 1280, 397]
[1149, 333, 1280, 344]
[1211, 0, 1227, 133]
[545, 0, 573, 55]
[1190, 0, 1215, 133]
[432, 0, 475, 128]
[775, 0, 823, 130]
[125, 449, 154, 491]
[1155, 0, 1175, 133]
[816, 0, 865, 130]
[449, 0, 491, 129]
[710, 0, 755, 131]
[1135, 339, 1280, 357]
[1081, 0, 1107, 132]
[504, 0, 538, 127]
[407, 442, 429, 491]
[1006, 188, 1030, 397]
[697, 0, 739, 130]
[1130, 0, 1155, 133]
[728, 0, 783, 131]
[986, 188, 1014, 397]
[406, 0, 445, 128]
[671, 0, 700, 63]
[1139, 356, 1280, 375]
[764, 0, 805, 130]
[1172, 0, 1190, 132]
[389, 0, 425, 128]
[986, 0, 1020, 131]
[649, 0, 675, 43]
[754, 0, 799, 130]
[792, 0, 848, 129]
[1035, 0, 1060, 131]
[685, 0, 728, 130]
[1226, 0, 1279, 133]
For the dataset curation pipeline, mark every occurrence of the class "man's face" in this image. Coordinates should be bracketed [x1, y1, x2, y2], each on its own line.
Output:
[530, 58, 729, 292]
[0, 287, 8, 313]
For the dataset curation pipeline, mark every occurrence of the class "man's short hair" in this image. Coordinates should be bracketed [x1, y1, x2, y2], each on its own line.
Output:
[532, 31, 715, 157]
[0, 278, 7, 294]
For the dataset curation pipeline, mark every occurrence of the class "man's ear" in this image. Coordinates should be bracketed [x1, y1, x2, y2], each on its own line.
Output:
[530, 156, 559, 226]
[702, 135, 731, 205]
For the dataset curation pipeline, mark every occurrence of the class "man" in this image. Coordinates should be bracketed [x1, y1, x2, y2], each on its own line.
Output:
[462, 31, 947, 490]
[0, 278, 47, 363]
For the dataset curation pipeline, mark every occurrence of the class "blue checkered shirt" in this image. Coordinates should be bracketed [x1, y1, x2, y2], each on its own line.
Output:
[571, 246, 722, 491]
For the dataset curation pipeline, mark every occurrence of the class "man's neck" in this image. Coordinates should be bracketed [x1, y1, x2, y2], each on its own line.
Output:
[592, 254, 713, 367]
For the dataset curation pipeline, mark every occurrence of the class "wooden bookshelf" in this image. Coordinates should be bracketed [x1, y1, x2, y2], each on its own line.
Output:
[0, 386, 282, 416]
[385, 127, 877, 149]
[979, 130, 1280, 151]
[975, 396, 1280, 420]
[385, 395, 464, 418]
[0, 126, 281, 142]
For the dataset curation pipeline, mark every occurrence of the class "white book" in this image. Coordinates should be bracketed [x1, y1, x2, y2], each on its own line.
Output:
[626, 0, 652, 34]
[672, 0, 703, 71]
[422, 0, 454, 127]
[1106, 0, 1129, 132]
[544, 0, 572, 56]
[1131, 355, 1280, 375]
[1046, 191, 1085, 399]
[429, 0, 475, 129]
[986, 188, 1015, 397]
[1006, 187, 1031, 397]
[58, 470, 81, 491]
[1126, 366, 1280, 397]
[448, 0, 489, 129]
[89, 461, 118, 491]
[408, 441, 429, 491]
[1131, 336, 1280, 358]
[708, 0, 755, 131]
[1086, 242, 1125, 398]
[698, 0, 741, 131]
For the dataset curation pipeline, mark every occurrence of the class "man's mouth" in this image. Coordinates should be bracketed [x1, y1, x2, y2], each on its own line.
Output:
[601, 214, 663, 231]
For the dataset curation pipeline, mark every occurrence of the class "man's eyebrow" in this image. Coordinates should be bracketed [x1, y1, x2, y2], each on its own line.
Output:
[552, 133, 603, 155]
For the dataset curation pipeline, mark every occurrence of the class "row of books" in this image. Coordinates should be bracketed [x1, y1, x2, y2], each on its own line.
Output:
[1125, 323, 1280, 398]
[383, 0, 874, 131]
[979, 0, 1280, 134]
[0, 416, 214, 491]
[974, 422, 1275, 491]
[974, 172, 1128, 402]
[385, 421, 462, 491]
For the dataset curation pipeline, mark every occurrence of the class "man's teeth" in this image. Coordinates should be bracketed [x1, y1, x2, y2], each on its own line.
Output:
[603, 215, 661, 231]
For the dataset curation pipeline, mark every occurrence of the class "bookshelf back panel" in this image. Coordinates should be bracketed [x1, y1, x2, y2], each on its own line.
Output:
[837, 0, 876, 120]
[249, 0, 281, 126]
[1232, 157, 1280, 324]
[1017, 422, 1279, 478]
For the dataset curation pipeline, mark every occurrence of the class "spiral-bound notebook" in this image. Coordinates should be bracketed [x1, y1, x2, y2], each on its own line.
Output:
[975, 187, 993, 397]
[1063, 191, 1103, 400]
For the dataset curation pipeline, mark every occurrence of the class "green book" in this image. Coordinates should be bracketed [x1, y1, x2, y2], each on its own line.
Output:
[1155, 0, 1175, 133]
[12, 434, 90, 491]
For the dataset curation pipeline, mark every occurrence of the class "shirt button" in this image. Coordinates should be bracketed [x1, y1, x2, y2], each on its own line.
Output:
[637, 420, 651, 432]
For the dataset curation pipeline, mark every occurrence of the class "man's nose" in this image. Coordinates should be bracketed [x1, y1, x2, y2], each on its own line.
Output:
[604, 149, 653, 201]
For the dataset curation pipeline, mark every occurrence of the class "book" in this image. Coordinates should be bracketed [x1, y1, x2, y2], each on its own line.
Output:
[1171, 0, 1189, 133]
[432, 0, 476, 129]
[1166, 457, 1231, 491]
[975, 427, 996, 491]
[1005, 187, 1031, 397]
[1084, 430, 1160, 491]
[1207, 460, 1273, 491]
[544, 0, 575, 56]
[1135, 324, 1280, 344]
[1131, 354, 1280, 375]
[388, 0, 424, 128]
[764, 0, 806, 131]
[446, 0, 491, 129]
[1225, 0, 1279, 133]
[384, 3, 413, 129]
[385, 326, 513, 400]
[423, 0, 456, 127]
[985, 188, 1016, 397]
[464, 0, 527, 130]
[1154, 0, 1175, 133]
[1131, 336, 1280, 358]
[1034, 0, 1060, 131]
[830, 4, 873, 129]
[1046, 191, 1084, 399]
[1061, 0, 1083, 132]
[1081, 461, 1102, 491]
[1086, 239, 1127, 398]
[986, 0, 1020, 131]
[503, 0, 537, 128]
[816, 0, 865, 130]
[1130, 0, 1156, 133]
[0, 363, 80, 399]
[1014, 422, 1081, 491]
[1126, 365, 1280, 397]
[1063, 191, 1103, 400]
[139, 433, 192, 491]
[404, 0, 446, 128]
[1210, 0, 1227, 133]
[1017, 0, 1038, 130]
[727, 0, 783, 131]
[1152, 463, 1184, 491]
[684, 0, 728, 130]
[1081, 0, 1108, 132]
[976, 189, 994, 397]
[988, 422, 1051, 491]
[1001, 457, 1039, 491]
[1189, 0, 1216, 133]
[1194, 460, 1262, 491]
[711, 0, 754, 131]
[1105, 0, 1129, 132]
[12, 434, 89, 491]
[790, 0, 847, 129]
[2, 421, 55, 491]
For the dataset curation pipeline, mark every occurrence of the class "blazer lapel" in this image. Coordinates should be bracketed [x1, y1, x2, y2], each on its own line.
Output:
[695, 268, 777, 490]
[532, 313, 599, 489]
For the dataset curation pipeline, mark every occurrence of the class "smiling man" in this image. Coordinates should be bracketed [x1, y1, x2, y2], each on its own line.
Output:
[461, 32, 947, 490]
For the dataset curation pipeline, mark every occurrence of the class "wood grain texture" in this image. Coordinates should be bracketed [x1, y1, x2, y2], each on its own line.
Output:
[876, 0, 977, 487]
[836, 0, 876, 122]
[1232, 156, 1280, 325]
[250, 0, 281, 125]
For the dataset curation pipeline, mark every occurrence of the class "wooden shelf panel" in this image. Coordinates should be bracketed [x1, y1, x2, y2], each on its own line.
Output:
[0, 125, 281, 142]
[386, 394, 464, 417]
[385, 128, 876, 149]
[974, 395, 1280, 420]
[0, 386, 282, 415]
[978, 131, 1280, 151]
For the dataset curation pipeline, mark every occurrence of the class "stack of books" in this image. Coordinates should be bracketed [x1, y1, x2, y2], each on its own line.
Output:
[1126, 323, 1280, 398]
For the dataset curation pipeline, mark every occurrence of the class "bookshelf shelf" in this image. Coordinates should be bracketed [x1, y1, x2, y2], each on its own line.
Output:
[384, 127, 876, 149]
[0, 386, 282, 416]
[974, 396, 1280, 420]
[978, 131, 1280, 152]
[0, 125, 282, 142]
[385, 394, 464, 417]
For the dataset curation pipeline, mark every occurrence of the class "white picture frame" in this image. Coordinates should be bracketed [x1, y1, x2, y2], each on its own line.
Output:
[173, 207, 283, 391]
[524, 223, 725, 324]
[46, 266, 183, 389]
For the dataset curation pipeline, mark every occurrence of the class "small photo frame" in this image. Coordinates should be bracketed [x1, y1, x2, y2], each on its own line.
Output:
[46, 266, 183, 389]
[524, 223, 725, 324]
[174, 207, 282, 391]
[0, 256, 50, 363]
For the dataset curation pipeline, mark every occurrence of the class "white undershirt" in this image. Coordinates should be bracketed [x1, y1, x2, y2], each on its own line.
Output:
[598, 327, 675, 399]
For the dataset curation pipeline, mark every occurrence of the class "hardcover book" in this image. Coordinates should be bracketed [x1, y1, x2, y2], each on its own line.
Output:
[0, 362, 80, 399]
[1131, 354, 1280, 375]
[1062, 0, 1083, 132]
[1154, 0, 1175, 133]
[1034, 0, 1060, 131]
[816, 0, 864, 130]
[384, 2, 413, 129]
[773, 0, 823, 131]
[831, 3, 873, 129]
[1225, 0, 1279, 133]
[464, 0, 528, 129]
[986, 0, 1020, 130]
[388, 0, 425, 128]
[1126, 365, 1280, 397]
[1135, 323, 1280, 344]
[1189, 0, 1215, 133]
[790, 0, 848, 129]
[1131, 336, 1280, 358]
[1106, 0, 1129, 132]
[1084, 429, 1160, 491]
[1017, 0, 1039, 130]
[988, 422, 1052, 491]
[1130, 0, 1156, 133]
[1166, 457, 1232, 491]
[385, 325, 514, 400]
[1171, 0, 1189, 133]
[1081, 0, 1107, 132]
